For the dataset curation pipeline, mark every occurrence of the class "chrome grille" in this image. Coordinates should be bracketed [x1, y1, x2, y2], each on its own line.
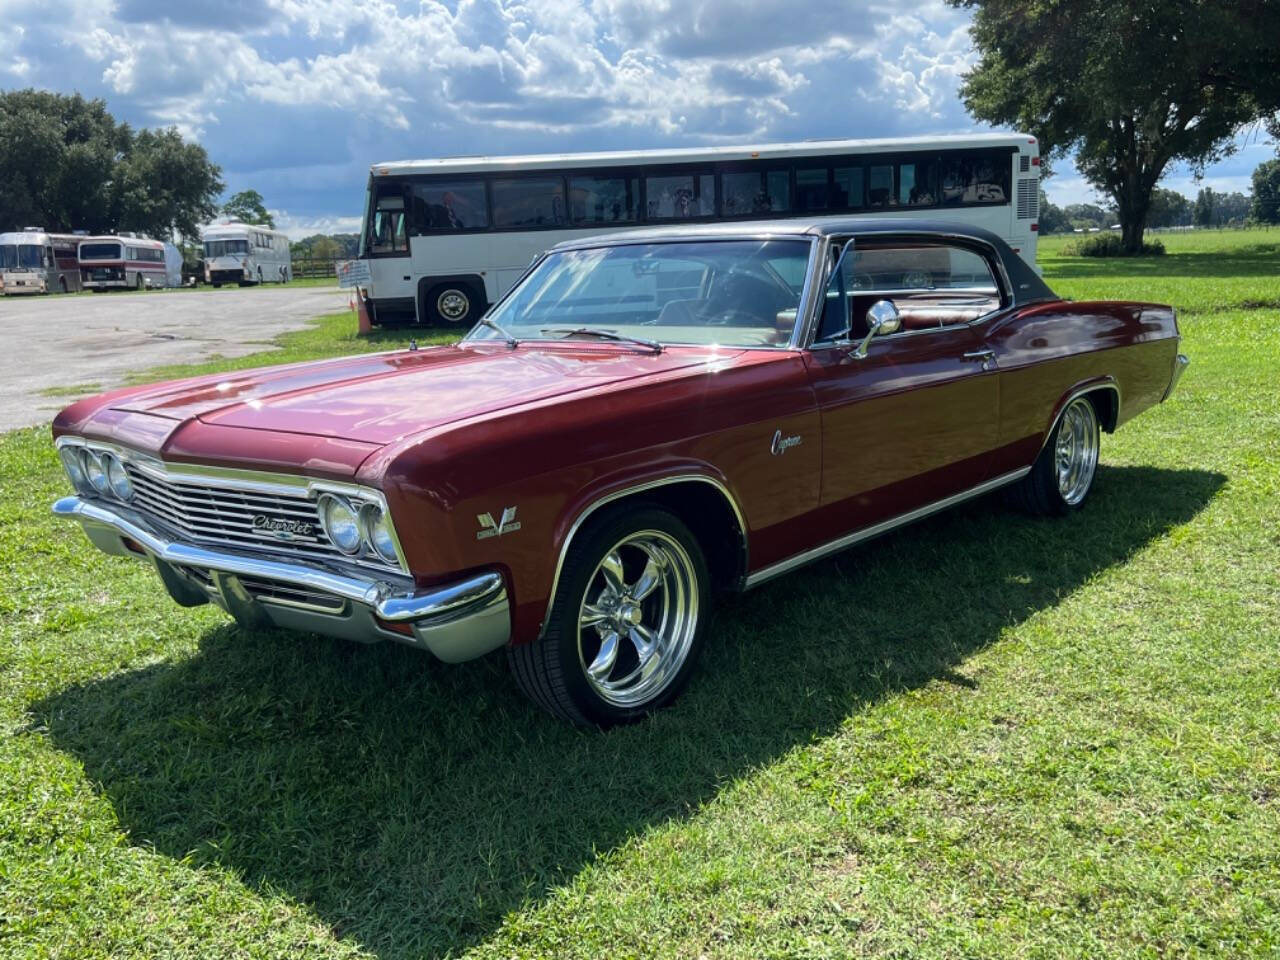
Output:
[125, 464, 347, 566]
[238, 576, 347, 613]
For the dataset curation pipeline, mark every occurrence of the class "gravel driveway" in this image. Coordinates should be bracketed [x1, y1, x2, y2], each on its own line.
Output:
[0, 285, 350, 432]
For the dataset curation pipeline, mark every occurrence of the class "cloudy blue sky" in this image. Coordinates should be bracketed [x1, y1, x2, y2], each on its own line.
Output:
[2, 0, 1273, 236]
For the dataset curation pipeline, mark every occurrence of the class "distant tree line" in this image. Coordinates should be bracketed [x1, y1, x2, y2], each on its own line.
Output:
[0, 89, 223, 242]
[290, 233, 359, 262]
[1039, 160, 1280, 235]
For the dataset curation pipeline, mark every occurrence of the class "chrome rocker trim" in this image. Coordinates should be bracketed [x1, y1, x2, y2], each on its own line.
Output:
[53, 495, 510, 663]
[742, 466, 1032, 589]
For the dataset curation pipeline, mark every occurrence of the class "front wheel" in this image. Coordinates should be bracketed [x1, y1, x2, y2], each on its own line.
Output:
[424, 282, 480, 325]
[508, 507, 710, 727]
[1008, 395, 1100, 515]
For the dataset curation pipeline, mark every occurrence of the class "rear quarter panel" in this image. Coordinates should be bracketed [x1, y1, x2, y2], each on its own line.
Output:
[986, 299, 1179, 469]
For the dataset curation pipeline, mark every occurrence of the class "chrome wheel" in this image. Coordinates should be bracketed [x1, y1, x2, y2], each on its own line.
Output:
[576, 530, 700, 709]
[436, 288, 471, 322]
[1055, 397, 1099, 505]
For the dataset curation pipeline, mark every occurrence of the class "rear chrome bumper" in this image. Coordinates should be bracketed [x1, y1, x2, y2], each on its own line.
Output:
[52, 496, 510, 662]
[1163, 353, 1190, 401]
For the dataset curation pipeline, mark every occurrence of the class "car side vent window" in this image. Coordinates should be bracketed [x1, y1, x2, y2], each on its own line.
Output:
[1016, 179, 1038, 219]
[1019, 155, 1031, 173]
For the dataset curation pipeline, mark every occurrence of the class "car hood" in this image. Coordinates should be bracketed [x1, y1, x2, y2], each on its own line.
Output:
[109, 342, 739, 447]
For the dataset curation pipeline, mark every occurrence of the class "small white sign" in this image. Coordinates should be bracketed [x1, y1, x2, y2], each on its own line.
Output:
[336, 259, 372, 288]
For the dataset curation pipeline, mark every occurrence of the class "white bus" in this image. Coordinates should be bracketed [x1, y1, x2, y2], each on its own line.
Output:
[202, 221, 292, 286]
[357, 132, 1041, 326]
[0, 229, 82, 295]
[78, 235, 169, 291]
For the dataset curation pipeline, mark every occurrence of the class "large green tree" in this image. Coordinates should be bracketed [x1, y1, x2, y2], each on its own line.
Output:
[0, 89, 221, 239]
[1252, 159, 1280, 224]
[221, 189, 274, 228]
[949, 0, 1280, 252]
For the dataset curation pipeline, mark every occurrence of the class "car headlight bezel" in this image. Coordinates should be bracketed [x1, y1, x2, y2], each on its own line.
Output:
[359, 502, 400, 565]
[59, 445, 90, 493]
[80, 448, 111, 495]
[318, 493, 362, 555]
[103, 452, 133, 500]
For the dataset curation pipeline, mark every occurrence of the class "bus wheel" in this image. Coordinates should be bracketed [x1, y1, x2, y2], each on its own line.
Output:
[427, 283, 479, 326]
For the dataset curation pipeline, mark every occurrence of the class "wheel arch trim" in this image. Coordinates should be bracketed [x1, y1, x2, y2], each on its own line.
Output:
[1040, 379, 1120, 453]
[537, 474, 748, 640]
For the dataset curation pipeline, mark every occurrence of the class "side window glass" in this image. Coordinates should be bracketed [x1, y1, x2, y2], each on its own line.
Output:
[833, 166, 864, 209]
[410, 181, 488, 232]
[940, 153, 1009, 204]
[867, 165, 894, 207]
[568, 176, 638, 223]
[721, 169, 790, 215]
[795, 167, 829, 211]
[645, 172, 715, 219]
[850, 242, 1002, 331]
[492, 178, 566, 227]
[370, 189, 408, 252]
[899, 159, 939, 206]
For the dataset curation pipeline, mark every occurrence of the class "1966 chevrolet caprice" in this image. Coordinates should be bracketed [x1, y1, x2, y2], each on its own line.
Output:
[52, 218, 1189, 725]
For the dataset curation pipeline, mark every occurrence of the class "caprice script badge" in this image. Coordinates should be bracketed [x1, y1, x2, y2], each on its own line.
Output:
[476, 507, 521, 540]
[252, 515, 315, 540]
[770, 429, 802, 456]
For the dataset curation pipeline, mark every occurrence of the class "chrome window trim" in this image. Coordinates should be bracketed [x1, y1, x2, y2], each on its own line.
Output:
[798, 230, 1015, 349]
[538, 474, 749, 639]
[742, 466, 1032, 590]
[54, 436, 409, 575]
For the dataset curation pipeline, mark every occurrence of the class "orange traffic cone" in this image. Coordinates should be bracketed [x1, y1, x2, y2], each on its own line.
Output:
[355, 289, 373, 334]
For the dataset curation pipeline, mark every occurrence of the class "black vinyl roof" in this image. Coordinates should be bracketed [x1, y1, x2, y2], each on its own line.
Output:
[552, 216, 1058, 304]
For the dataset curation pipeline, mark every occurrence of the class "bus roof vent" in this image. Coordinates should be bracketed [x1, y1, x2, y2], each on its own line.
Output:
[23, 226, 43, 232]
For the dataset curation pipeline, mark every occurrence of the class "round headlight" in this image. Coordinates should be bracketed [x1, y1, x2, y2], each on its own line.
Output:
[359, 503, 399, 565]
[319, 494, 361, 554]
[60, 446, 89, 492]
[103, 453, 133, 500]
[81, 448, 110, 495]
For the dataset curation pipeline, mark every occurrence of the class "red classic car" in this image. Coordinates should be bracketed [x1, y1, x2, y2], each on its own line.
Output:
[52, 219, 1189, 726]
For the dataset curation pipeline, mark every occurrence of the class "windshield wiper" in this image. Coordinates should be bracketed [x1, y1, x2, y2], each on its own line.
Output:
[539, 326, 663, 353]
[477, 317, 519, 348]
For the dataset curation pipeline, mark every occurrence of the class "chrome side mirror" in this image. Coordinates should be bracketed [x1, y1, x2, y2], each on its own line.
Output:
[853, 300, 901, 359]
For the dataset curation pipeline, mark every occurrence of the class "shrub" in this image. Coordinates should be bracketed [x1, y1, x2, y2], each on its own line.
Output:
[1063, 233, 1166, 257]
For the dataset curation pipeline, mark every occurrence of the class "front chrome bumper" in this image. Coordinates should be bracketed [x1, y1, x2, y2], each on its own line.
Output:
[52, 496, 511, 662]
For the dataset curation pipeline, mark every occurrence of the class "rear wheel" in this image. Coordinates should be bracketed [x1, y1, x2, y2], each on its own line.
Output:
[509, 506, 710, 727]
[1008, 396, 1100, 515]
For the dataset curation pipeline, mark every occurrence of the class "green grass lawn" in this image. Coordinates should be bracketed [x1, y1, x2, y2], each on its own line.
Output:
[1, 231, 1277, 958]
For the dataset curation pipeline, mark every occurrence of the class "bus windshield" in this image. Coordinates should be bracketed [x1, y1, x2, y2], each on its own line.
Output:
[80, 243, 122, 260]
[472, 238, 812, 349]
[204, 239, 249, 257]
[0, 244, 44, 269]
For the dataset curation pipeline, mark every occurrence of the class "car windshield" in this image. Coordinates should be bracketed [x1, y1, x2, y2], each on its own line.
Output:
[80, 243, 121, 260]
[0, 244, 43, 269]
[204, 239, 249, 257]
[469, 238, 813, 348]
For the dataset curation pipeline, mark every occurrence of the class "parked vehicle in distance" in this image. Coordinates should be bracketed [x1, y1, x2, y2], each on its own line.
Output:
[79, 235, 169, 291]
[51, 218, 1188, 726]
[0, 229, 82, 294]
[358, 132, 1041, 326]
[201, 222, 292, 287]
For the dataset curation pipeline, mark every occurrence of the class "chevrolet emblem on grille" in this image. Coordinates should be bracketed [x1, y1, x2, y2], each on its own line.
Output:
[251, 515, 315, 540]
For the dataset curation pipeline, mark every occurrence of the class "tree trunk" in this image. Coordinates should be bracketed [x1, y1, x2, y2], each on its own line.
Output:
[1117, 178, 1151, 254]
